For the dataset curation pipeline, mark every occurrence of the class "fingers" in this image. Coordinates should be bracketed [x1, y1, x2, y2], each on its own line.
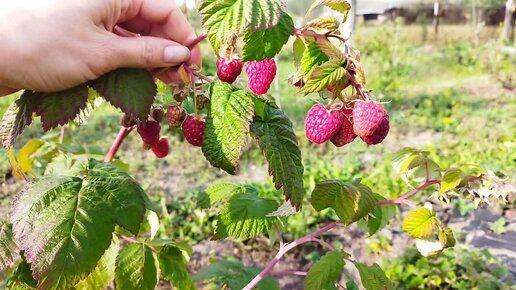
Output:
[107, 34, 191, 68]
[119, 0, 201, 67]
[0, 86, 17, 97]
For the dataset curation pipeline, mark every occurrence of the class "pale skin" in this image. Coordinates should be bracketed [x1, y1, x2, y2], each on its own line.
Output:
[0, 0, 201, 97]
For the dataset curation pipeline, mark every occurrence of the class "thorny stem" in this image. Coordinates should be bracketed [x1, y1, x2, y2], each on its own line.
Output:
[104, 126, 134, 162]
[244, 175, 484, 288]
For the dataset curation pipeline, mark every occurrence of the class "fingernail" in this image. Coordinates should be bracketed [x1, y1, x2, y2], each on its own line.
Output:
[163, 46, 190, 64]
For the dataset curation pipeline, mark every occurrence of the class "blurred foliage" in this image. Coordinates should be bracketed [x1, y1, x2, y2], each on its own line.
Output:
[383, 246, 513, 290]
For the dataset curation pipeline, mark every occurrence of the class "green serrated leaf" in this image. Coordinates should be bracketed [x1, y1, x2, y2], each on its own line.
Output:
[158, 245, 196, 290]
[242, 13, 294, 61]
[6, 256, 37, 290]
[198, 182, 245, 208]
[10, 161, 146, 290]
[0, 94, 37, 149]
[306, 0, 351, 22]
[311, 180, 376, 225]
[74, 237, 119, 290]
[438, 228, 456, 249]
[402, 207, 438, 239]
[0, 221, 19, 271]
[392, 148, 430, 176]
[315, 38, 346, 61]
[345, 277, 360, 290]
[298, 59, 348, 94]
[115, 243, 158, 290]
[354, 262, 393, 290]
[199, 0, 285, 52]
[301, 43, 330, 79]
[439, 168, 467, 196]
[266, 201, 298, 217]
[90, 68, 156, 119]
[215, 193, 278, 239]
[293, 38, 306, 67]
[305, 16, 341, 33]
[367, 206, 383, 236]
[25, 85, 89, 131]
[304, 250, 345, 290]
[202, 82, 254, 174]
[250, 103, 304, 210]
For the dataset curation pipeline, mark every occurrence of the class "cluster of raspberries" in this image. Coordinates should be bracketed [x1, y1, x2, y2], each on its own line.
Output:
[305, 101, 389, 146]
[217, 57, 276, 95]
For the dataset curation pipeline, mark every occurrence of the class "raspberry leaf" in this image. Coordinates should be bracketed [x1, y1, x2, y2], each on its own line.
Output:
[439, 168, 467, 196]
[298, 59, 348, 94]
[304, 250, 347, 290]
[0, 93, 38, 149]
[306, 0, 351, 22]
[304, 16, 340, 33]
[315, 38, 346, 61]
[90, 68, 157, 119]
[311, 180, 376, 225]
[10, 160, 146, 290]
[158, 245, 196, 290]
[250, 101, 304, 210]
[115, 243, 158, 290]
[214, 193, 279, 239]
[26, 85, 89, 131]
[0, 221, 18, 271]
[354, 262, 393, 290]
[74, 237, 119, 290]
[199, 0, 286, 52]
[202, 81, 255, 175]
[300, 43, 329, 79]
[197, 182, 247, 208]
[6, 255, 37, 289]
[402, 207, 438, 239]
[242, 13, 294, 62]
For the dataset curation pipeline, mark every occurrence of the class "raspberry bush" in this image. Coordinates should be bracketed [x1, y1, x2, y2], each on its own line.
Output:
[0, 1, 512, 290]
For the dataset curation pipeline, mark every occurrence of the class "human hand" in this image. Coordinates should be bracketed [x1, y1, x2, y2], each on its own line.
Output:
[0, 0, 201, 96]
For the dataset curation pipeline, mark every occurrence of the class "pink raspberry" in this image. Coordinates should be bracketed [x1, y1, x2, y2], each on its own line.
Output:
[361, 115, 389, 145]
[182, 115, 205, 147]
[151, 137, 170, 158]
[245, 59, 277, 95]
[352, 101, 387, 137]
[137, 120, 161, 145]
[305, 104, 343, 144]
[217, 57, 243, 84]
[331, 108, 356, 147]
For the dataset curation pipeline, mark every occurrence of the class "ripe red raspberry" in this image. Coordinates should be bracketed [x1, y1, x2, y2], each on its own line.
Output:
[331, 108, 356, 147]
[151, 137, 170, 158]
[352, 101, 387, 137]
[137, 121, 161, 145]
[166, 105, 186, 129]
[361, 115, 389, 145]
[217, 57, 243, 84]
[305, 104, 343, 144]
[245, 59, 277, 95]
[182, 115, 205, 147]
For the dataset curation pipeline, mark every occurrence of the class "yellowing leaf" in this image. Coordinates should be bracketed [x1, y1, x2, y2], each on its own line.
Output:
[306, 0, 351, 22]
[439, 168, 467, 196]
[16, 139, 44, 176]
[403, 208, 438, 239]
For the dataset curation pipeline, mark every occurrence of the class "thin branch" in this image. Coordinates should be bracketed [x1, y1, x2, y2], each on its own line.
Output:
[271, 270, 307, 277]
[154, 33, 208, 78]
[242, 221, 340, 290]
[59, 126, 66, 143]
[376, 180, 441, 206]
[311, 238, 335, 251]
[104, 126, 134, 162]
[274, 224, 284, 248]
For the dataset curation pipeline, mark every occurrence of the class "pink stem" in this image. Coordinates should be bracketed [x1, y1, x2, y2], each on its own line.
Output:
[271, 271, 308, 277]
[59, 126, 66, 143]
[242, 221, 340, 290]
[376, 180, 441, 206]
[104, 126, 134, 162]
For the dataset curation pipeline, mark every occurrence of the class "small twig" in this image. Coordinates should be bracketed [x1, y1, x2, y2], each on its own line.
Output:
[104, 126, 134, 162]
[242, 221, 341, 290]
[311, 238, 335, 251]
[376, 180, 441, 206]
[59, 126, 66, 143]
[424, 160, 430, 182]
[271, 271, 308, 277]
[274, 224, 284, 248]
[119, 235, 139, 244]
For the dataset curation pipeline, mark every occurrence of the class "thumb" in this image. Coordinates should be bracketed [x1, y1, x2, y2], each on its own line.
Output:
[108, 35, 191, 69]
